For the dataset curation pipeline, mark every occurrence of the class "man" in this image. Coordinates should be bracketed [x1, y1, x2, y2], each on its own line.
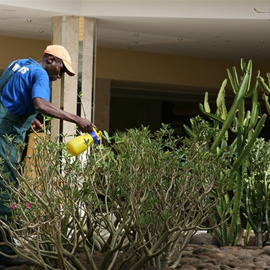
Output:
[0, 45, 95, 266]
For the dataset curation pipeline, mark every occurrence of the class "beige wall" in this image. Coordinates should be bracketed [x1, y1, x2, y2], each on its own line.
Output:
[1, 35, 270, 94]
[97, 48, 270, 92]
[96, 47, 270, 93]
[0, 35, 49, 68]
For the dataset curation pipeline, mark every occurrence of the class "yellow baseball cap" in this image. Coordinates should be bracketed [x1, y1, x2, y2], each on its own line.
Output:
[44, 45, 75, 76]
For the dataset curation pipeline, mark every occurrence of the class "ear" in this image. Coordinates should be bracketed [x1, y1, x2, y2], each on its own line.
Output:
[47, 55, 55, 64]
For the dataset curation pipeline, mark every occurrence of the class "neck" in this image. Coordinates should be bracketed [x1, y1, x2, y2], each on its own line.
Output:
[37, 58, 45, 68]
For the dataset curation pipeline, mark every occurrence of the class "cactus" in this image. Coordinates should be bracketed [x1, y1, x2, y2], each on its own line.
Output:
[184, 59, 267, 245]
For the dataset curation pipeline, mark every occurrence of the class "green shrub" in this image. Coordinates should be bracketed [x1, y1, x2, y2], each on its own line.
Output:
[0, 123, 233, 269]
[243, 138, 270, 247]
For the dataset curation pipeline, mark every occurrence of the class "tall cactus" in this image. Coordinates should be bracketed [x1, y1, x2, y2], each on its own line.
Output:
[184, 59, 267, 245]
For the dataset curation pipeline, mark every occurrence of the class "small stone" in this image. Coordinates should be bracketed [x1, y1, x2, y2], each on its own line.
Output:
[208, 252, 236, 261]
[179, 266, 197, 270]
[185, 246, 195, 251]
[236, 254, 253, 262]
[238, 264, 255, 270]
[181, 251, 192, 257]
[246, 248, 261, 257]
[180, 256, 200, 265]
[204, 258, 218, 265]
[254, 260, 267, 268]
[196, 263, 219, 270]
[218, 258, 230, 265]
[255, 254, 270, 264]
[190, 233, 220, 246]
[192, 247, 207, 254]
[261, 245, 270, 255]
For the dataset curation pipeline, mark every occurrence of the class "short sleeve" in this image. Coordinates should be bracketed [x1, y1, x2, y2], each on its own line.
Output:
[31, 72, 50, 102]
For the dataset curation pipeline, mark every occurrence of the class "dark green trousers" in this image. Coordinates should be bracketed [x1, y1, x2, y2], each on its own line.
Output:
[0, 100, 36, 260]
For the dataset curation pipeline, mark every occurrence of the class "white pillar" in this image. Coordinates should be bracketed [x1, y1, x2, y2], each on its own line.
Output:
[50, 16, 96, 140]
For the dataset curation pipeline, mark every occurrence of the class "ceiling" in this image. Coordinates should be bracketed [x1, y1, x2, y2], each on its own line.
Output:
[0, 0, 270, 65]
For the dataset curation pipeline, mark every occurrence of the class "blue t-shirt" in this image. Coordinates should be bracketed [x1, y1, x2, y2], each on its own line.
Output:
[0, 58, 50, 116]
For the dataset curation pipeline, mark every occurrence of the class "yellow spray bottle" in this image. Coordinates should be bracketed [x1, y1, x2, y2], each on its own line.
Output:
[66, 128, 102, 156]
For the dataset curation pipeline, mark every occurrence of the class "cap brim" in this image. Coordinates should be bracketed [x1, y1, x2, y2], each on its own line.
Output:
[63, 60, 75, 76]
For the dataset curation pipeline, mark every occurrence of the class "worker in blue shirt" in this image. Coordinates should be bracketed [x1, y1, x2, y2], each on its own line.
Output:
[0, 45, 95, 266]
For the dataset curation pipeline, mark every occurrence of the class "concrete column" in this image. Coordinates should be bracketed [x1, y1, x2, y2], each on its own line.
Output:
[50, 16, 96, 140]
[50, 16, 62, 138]
[81, 17, 96, 122]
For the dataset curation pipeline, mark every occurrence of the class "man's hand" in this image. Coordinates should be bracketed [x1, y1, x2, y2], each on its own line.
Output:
[31, 118, 43, 131]
[76, 117, 96, 133]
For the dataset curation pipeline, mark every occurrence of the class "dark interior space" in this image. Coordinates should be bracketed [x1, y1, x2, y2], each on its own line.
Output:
[109, 82, 270, 140]
[110, 83, 214, 137]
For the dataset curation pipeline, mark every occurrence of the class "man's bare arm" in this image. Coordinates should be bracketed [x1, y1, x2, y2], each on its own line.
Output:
[33, 97, 95, 133]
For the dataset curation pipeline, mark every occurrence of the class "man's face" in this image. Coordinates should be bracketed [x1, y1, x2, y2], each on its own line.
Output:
[46, 56, 66, 81]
